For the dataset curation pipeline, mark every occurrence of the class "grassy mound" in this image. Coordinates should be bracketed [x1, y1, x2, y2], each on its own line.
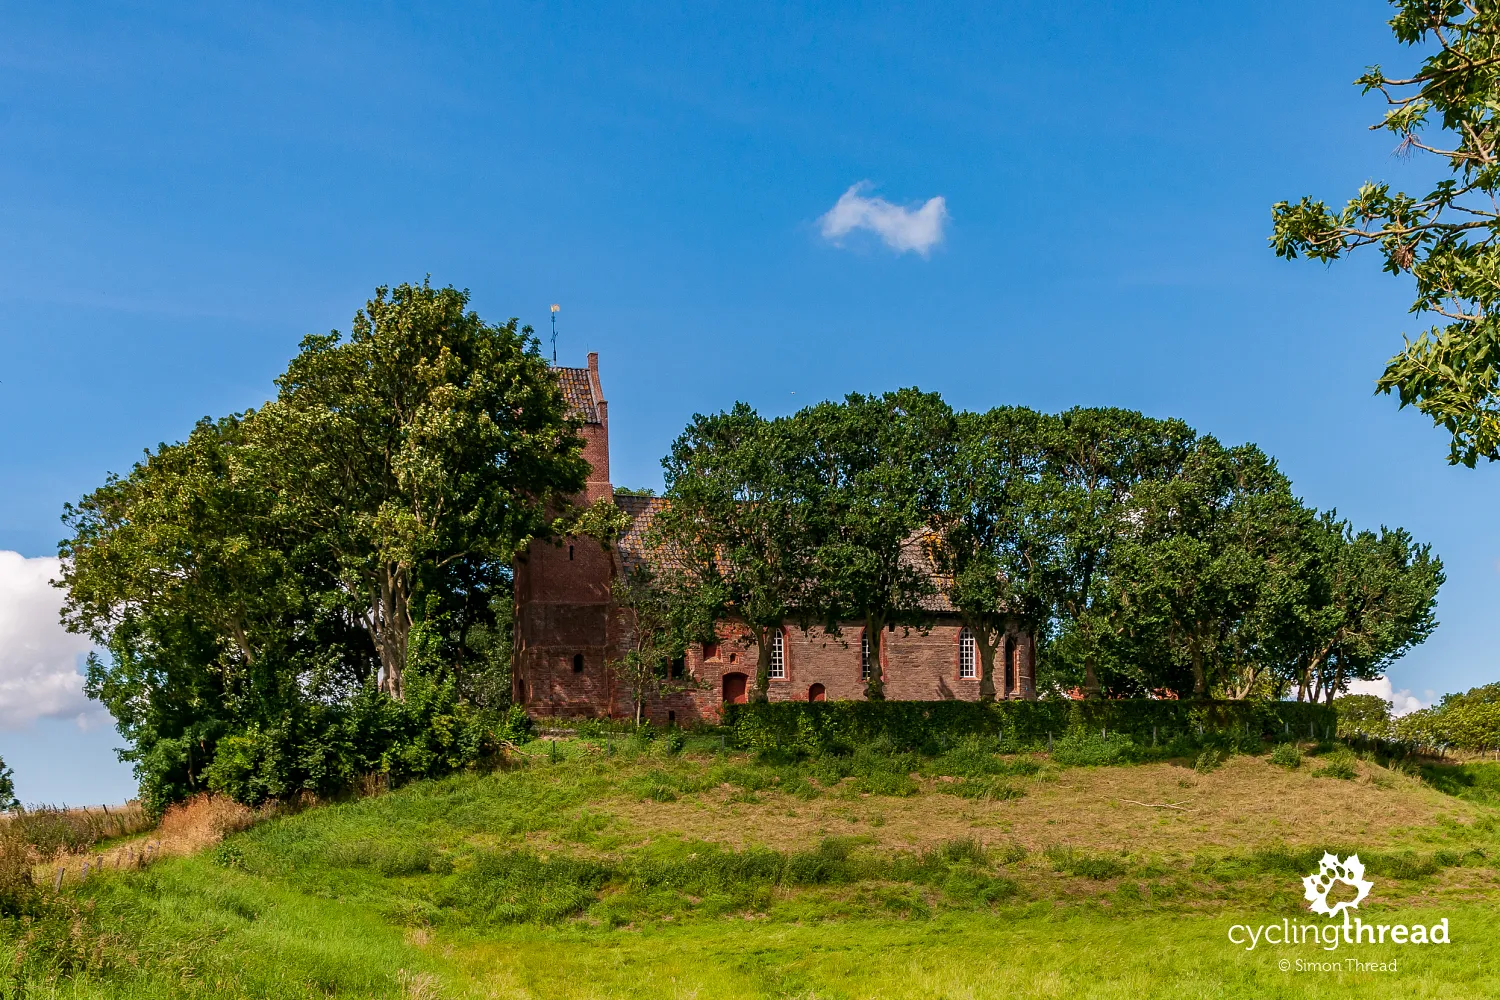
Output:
[6, 738, 1500, 998]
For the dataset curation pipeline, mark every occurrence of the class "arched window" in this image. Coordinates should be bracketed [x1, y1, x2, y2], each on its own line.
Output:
[572, 653, 585, 673]
[959, 628, 976, 679]
[860, 631, 871, 680]
[769, 630, 786, 679]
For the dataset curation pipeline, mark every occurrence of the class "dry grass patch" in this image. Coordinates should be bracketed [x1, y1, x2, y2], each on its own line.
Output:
[158, 793, 260, 852]
[597, 753, 1479, 857]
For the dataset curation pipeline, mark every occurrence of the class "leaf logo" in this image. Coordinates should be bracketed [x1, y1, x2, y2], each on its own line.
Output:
[1302, 852, 1373, 918]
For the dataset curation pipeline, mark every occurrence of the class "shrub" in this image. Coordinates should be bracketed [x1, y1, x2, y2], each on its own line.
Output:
[0, 838, 38, 917]
[1270, 743, 1302, 769]
[1315, 749, 1358, 780]
[725, 699, 1335, 754]
[1195, 748, 1223, 774]
[1052, 729, 1137, 767]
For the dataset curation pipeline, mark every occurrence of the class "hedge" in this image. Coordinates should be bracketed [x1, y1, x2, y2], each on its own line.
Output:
[724, 699, 1337, 754]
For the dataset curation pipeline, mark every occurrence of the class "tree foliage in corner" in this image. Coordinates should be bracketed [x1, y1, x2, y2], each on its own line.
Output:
[1272, 2, 1500, 466]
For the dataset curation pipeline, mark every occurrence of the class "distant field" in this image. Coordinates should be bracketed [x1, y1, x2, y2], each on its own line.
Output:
[7, 738, 1500, 999]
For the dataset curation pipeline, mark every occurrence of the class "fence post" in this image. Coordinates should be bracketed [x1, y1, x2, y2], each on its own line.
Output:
[1047, 732, 1053, 751]
[53, 867, 64, 891]
[1152, 726, 1157, 747]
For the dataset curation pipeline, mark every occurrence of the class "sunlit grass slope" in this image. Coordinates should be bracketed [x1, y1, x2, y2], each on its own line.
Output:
[9, 736, 1500, 999]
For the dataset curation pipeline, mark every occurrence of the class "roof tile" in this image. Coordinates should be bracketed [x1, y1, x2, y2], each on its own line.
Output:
[554, 367, 599, 423]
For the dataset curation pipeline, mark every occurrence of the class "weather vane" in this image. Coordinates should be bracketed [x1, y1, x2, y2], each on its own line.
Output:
[550, 304, 560, 363]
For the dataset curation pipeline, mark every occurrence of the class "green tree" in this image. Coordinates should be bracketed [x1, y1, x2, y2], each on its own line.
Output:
[800, 390, 955, 700]
[0, 756, 17, 811]
[246, 280, 588, 700]
[59, 416, 358, 810]
[607, 566, 717, 725]
[1271, 3, 1500, 466]
[1298, 521, 1443, 705]
[1335, 693, 1394, 738]
[1112, 439, 1304, 699]
[1397, 683, 1500, 751]
[1033, 409, 1196, 697]
[937, 407, 1050, 701]
[657, 404, 815, 702]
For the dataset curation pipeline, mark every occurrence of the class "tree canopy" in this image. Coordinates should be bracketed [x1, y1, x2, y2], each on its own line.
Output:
[59, 281, 582, 811]
[654, 394, 1441, 706]
[1272, 2, 1500, 465]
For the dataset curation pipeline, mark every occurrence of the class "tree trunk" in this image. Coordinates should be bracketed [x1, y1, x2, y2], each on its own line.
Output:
[752, 625, 771, 703]
[973, 623, 999, 703]
[374, 562, 412, 700]
[1082, 653, 1102, 699]
[1190, 636, 1207, 699]
[864, 614, 886, 700]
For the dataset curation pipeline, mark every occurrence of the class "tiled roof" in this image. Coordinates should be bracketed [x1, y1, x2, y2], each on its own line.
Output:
[613, 494, 958, 612]
[554, 367, 599, 423]
[901, 530, 956, 613]
[613, 494, 679, 575]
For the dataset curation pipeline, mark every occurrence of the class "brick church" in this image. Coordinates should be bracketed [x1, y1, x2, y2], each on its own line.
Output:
[511, 354, 1038, 724]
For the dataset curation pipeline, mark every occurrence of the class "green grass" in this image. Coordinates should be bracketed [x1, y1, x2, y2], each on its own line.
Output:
[8, 743, 1500, 998]
[1418, 762, 1500, 807]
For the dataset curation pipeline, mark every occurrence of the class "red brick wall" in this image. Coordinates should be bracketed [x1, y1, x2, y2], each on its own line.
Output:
[513, 353, 1040, 725]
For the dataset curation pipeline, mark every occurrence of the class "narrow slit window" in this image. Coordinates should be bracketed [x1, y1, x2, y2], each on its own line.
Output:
[959, 628, 976, 679]
[769, 631, 786, 679]
[860, 632, 871, 681]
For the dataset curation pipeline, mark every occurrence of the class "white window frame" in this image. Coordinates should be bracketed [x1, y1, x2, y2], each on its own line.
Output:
[769, 630, 786, 679]
[860, 632, 871, 680]
[959, 628, 976, 679]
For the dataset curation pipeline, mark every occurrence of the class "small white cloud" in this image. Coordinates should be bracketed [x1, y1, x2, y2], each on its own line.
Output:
[818, 182, 948, 255]
[1346, 676, 1428, 717]
[0, 551, 95, 730]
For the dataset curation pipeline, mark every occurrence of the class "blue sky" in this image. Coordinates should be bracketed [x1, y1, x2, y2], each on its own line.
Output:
[1, 1, 1490, 804]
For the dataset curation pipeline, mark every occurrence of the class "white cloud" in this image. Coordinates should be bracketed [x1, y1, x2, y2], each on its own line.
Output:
[818, 182, 948, 255]
[1346, 676, 1431, 717]
[0, 551, 95, 729]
